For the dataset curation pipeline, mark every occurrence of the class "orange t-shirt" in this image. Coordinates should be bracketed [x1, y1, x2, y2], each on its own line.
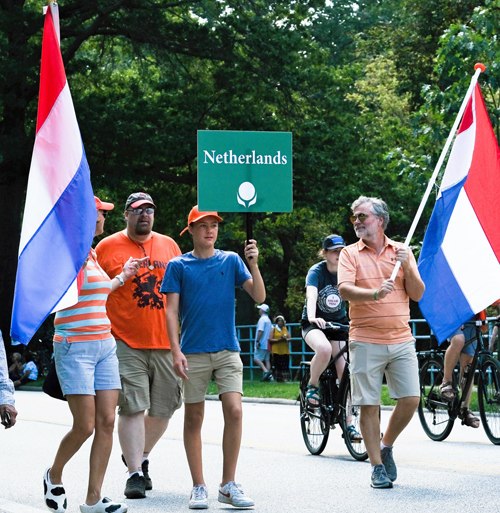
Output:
[338, 236, 417, 344]
[95, 231, 181, 349]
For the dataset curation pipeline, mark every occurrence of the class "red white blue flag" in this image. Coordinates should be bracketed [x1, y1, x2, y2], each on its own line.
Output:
[418, 82, 500, 343]
[10, 3, 96, 345]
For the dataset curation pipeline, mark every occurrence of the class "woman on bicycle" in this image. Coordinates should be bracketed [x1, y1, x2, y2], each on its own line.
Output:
[301, 236, 350, 394]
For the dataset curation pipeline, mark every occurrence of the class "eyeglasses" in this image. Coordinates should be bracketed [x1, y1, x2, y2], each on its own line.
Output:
[102, 211, 108, 218]
[127, 208, 155, 215]
[350, 213, 370, 224]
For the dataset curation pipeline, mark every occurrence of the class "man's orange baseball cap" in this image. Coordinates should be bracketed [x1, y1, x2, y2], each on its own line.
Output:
[180, 205, 223, 235]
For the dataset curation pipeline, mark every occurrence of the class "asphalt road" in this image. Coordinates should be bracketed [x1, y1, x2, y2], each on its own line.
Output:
[0, 390, 498, 513]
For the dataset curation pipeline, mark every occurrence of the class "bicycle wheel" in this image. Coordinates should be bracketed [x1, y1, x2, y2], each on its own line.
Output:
[418, 356, 454, 441]
[340, 379, 368, 461]
[299, 364, 330, 455]
[478, 356, 500, 445]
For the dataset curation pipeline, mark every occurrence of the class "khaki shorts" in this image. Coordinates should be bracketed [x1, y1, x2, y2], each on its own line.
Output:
[116, 340, 182, 418]
[349, 340, 419, 406]
[183, 350, 243, 404]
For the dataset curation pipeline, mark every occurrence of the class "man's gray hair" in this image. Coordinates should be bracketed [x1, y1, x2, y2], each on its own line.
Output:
[351, 196, 390, 230]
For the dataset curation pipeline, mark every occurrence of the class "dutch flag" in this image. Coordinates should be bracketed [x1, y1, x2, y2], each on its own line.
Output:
[418, 81, 500, 344]
[10, 3, 96, 345]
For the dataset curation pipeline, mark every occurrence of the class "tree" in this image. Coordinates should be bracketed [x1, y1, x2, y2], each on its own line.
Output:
[1, 0, 351, 341]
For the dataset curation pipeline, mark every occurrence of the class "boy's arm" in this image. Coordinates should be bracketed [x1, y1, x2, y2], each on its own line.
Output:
[165, 292, 189, 380]
[242, 239, 266, 303]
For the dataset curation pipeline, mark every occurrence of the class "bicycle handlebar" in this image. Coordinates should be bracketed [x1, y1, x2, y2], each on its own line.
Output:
[321, 322, 350, 330]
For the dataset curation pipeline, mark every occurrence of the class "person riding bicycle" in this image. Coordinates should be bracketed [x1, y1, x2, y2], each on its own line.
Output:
[300, 234, 360, 439]
[439, 312, 485, 428]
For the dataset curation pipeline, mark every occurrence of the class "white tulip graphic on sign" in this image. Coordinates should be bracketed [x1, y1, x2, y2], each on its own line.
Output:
[237, 182, 257, 208]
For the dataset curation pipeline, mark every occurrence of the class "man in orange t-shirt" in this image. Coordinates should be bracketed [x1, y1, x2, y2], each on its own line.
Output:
[338, 195, 425, 489]
[96, 192, 182, 500]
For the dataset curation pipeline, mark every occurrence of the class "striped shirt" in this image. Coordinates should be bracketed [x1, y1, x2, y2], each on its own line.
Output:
[54, 249, 113, 343]
[338, 236, 416, 344]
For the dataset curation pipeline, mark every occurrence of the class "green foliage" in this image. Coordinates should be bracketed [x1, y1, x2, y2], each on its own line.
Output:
[4, 0, 500, 342]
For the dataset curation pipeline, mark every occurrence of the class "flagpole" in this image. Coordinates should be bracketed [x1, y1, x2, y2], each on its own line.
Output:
[43, 2, 60, 44]
[389, 63, 486, 281]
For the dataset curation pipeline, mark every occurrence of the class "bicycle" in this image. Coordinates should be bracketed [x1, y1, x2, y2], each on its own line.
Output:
[298, 322, 368, 461]
[418, 320, 500, 445]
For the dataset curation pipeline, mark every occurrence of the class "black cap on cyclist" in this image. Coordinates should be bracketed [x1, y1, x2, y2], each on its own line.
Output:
[323, 234, 345, 251]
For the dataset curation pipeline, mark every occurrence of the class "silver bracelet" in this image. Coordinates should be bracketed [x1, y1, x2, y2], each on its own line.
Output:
[115, 274, 125, 286]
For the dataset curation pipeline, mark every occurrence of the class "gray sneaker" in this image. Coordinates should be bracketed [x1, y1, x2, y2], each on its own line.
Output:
[381, 446, 397, 482]
[371, 464, 393, 488]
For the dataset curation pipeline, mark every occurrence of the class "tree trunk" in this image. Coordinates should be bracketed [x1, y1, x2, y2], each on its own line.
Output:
[0, 165, 28, 346]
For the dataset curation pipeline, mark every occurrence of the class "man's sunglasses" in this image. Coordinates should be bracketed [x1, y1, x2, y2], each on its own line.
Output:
[350, 213, 369, 224]
[127, 208, 155, 215]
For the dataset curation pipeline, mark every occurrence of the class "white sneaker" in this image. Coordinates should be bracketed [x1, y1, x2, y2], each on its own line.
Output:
[218, 482, 254, 508]
[189, 484, 208, 509]
[79, 497, 127, 513]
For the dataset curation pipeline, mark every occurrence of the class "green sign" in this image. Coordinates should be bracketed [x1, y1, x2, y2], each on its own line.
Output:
[198, 130, 292, 212]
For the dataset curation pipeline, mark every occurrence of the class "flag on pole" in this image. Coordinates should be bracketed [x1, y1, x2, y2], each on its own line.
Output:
[10, 3, 96, 345]
[418, 81, 500, 344]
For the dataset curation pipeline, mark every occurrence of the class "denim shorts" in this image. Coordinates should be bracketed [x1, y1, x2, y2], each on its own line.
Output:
[54, 337, 121, 396]
[449, 325, 477, 356]
[254, 347, 270, 362]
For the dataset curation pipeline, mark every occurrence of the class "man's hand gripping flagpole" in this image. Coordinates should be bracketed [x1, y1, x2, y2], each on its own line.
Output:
[389, 63, 486, 282]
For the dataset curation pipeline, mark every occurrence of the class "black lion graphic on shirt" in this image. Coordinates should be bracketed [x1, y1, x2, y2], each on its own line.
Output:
[132, 273, 164, 309]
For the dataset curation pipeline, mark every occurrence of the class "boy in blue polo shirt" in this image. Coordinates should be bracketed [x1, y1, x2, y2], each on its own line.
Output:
[161, 205, 265, 510]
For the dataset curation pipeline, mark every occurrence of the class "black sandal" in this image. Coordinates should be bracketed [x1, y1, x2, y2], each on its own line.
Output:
[439, 381, 457, 401]
[459, 407, 480, 428]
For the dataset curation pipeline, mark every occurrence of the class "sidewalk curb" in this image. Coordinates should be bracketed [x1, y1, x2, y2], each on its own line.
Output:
[206, 394, 394, 409]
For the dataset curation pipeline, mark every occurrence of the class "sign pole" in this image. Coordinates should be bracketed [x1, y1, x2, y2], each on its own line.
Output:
[245, 212, 253, 258]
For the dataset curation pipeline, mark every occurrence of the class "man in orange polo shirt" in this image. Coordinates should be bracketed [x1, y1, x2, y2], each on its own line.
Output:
[96, 192, 182, 500]
[338, 196, 425, 489]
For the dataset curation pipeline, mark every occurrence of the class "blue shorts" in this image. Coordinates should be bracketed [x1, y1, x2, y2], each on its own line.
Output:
[54, 337, 121, 396]
[449, 326, 477, 356]
[254, 348, 270, 362]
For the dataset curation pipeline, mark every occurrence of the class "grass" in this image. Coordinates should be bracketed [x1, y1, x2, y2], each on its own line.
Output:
[208, 380, 399, 406]
[27, 374, 403, 407]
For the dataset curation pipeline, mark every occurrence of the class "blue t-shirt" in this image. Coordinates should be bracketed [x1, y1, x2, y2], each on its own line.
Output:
[301, 260, 347, 322]
[161, 250, 252, 354]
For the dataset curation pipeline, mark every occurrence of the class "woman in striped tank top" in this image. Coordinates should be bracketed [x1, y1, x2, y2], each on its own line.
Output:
[44, 197, 146, 513]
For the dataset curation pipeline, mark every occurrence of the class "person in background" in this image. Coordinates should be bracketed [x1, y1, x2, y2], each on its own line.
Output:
[268, 315, 291, 382]
[253, 304, 273, 381]
[11, 350, 38, 388]
[9, 352, 24, 382]
[44, 196, 144, 513]
[0, 330, 17, 429]
[488, 300, 500, 353]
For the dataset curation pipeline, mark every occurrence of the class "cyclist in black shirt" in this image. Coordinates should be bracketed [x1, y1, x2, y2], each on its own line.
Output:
[301, 235, 351, 409]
